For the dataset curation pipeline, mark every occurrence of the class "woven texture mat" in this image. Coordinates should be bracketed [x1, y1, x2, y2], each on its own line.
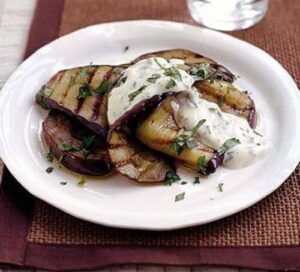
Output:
[26, 0, 300, 247]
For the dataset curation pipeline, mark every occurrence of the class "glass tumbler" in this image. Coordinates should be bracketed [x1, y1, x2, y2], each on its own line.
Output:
[187, 0, 269, 31]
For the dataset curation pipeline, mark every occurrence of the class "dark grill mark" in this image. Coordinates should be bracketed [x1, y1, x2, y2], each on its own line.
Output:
[90, 67, 114, 122]
[75, 67, 97, 114]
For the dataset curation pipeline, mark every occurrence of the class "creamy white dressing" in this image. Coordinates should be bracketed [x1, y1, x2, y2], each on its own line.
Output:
[172, 89, 272, 168]
[107, 57, 271, 169]
[107, 57, 193, 125]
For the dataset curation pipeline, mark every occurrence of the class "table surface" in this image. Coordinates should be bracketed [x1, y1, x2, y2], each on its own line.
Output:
[0, 1, 267, 271]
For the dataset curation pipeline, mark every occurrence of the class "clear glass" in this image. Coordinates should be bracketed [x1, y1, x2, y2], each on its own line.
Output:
[187, 0, 269, 31]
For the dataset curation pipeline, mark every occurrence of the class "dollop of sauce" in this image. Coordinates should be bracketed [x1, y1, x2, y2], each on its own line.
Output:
[107, 57, 193, 125]
[107, 57, 271, 169]
[172, 89, 272, 168]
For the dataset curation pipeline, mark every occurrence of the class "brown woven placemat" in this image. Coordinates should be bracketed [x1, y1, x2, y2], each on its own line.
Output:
[28, 166, 299, 246]
[25, 0, 300, 247]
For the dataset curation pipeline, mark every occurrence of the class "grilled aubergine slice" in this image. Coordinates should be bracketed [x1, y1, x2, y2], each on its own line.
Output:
[135, 95, 223, 175]
[36, 65, 126, 136]
[43, 110, 111, 176]
[134, 49, 235, 83]
[108, 130, 173, 183]
[195, 80, 256, 128]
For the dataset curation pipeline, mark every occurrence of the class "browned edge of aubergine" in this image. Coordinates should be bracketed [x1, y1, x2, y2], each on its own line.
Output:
[43, 110, 111, 176]
[107, 129, 174, 183]
[133, 48, 235, 83]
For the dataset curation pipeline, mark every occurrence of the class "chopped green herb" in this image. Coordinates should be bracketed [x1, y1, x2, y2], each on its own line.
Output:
[164, 67, 182, 81]
[209, 108, 217, 113]
[218, 183, 224, 192]
[197, 156, 208, 175]
[165, 170, 181, 185]
[95, 80, 111, 94]
[45, 167, 54, 174]
[154, 58, 166, 70]
[82, 135, 96, 149]
[218, 95, 226, 107]
[175, 192, 185, 202]
[116, 76, 127, 87]
[60, 181, 68, 185]
[146, 73, 161, 83]
[188, 63, 210, 81]
[191, 119, 206, 134]
[193, 177, 200, 184]
[171, 120, 206, 154]
[128, 85, 147, 101]
[186, 138, 197, 149]
[77, 176, 87, 187]
[124, 45, 129, 52]
[181, 181, 187, 185]
[58, 141, 77, 152]
[254, 130, 263, 137]
[217, 138, 240, 154]
[166, 79, 176, 89]
[46, 149, 54, 163]
[68, 75, 76, 88]
[77, 84, 92, 99]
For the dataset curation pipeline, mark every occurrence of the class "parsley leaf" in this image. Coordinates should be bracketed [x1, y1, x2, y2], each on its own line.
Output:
[193, 177, 200, 184]
[165, 170, 181, 185]
[128, 85, 147, 101]
[197, 156, 208, 175]
[60, 181, 68, 185]
[77, 84, 92, 99]
[146, 73, 161, 83]
[45, 167, 54, 174]
[95, 80, 111, 94]
[217, 138, 240, 154]
[186, 138, 197, 149]
[82, 135, 96, 149]
[171, 120, 206, 154]
[164, 67, 182, 81]
[124, 45, 129, 52]
[191, 119, 206, 134]
[188, 63, 210, 81]
[166, 79, 176, 89]
[154, 58, 166, 70]
[218, 183, 224, 192]
[181, 181, 187, 185]
[46, 149, 54, 163]
[175, 192, 185, 202]
[58, 141, 80, 152]
[254, 130, 263, 137]
[77, 176, 87, 187]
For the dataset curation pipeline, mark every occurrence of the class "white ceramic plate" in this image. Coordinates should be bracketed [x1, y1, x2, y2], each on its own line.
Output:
[0, 20, 299, 230]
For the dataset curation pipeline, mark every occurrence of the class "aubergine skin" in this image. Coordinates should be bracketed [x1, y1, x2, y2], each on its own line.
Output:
[108, 130, 173, 183]
[135, 95, 223, 175]
[36, 65, 125, 137]
[195, 80, 256, 128]
[43, 111, 111, 176]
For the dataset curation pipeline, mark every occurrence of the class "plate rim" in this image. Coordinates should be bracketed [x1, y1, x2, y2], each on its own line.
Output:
[0, 20, 299, 230]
